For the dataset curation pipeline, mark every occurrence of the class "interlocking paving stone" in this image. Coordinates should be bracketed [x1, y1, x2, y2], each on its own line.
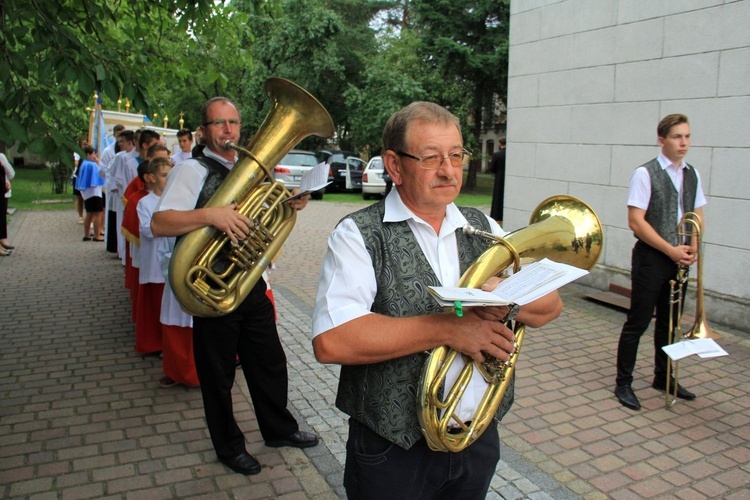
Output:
[1, 205, 749, 499]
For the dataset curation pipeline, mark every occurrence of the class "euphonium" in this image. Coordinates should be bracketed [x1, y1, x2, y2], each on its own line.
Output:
[418, 195, 603, 452]
[169, 78, 334, 317]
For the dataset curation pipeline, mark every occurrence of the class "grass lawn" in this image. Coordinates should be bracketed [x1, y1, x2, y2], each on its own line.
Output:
[8, 166, 495, 211]
[8, 167, 76, 211]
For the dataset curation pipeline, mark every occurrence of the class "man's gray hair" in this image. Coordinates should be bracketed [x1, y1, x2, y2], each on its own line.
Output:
[382, 102, 461, 154]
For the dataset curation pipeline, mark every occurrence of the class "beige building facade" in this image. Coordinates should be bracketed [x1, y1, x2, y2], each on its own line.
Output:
[505, 0, 750, 330]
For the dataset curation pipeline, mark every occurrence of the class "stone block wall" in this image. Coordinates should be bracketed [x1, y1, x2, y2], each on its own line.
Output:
[506, 0, 750, 329]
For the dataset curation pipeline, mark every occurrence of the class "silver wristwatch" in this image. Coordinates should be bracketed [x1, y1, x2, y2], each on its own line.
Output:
[504, 303, 520, 323]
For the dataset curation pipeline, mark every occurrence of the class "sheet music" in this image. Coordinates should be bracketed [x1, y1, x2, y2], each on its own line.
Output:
[662, 338, 728, 361]
[285, 161, 331, 201]
[491, 260, 564, 303]
[428, 258, 588, 307]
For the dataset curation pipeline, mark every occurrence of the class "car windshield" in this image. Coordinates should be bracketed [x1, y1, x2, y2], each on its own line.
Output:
[369, 158, 383, 170]
[282, 153, 318, 167]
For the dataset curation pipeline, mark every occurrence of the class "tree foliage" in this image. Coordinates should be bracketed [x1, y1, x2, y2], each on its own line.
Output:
[1, 0, 510, 171]
[0, 0, 268, 168]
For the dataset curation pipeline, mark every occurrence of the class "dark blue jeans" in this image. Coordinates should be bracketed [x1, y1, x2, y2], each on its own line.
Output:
[344, 418, 500, 499]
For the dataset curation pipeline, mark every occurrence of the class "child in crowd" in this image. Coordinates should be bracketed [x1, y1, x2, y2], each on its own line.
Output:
[135, 156, 173, 356]
[122, 145, 171, 325]
[75, 146, 106, 241]
[170, 128, 193, 165]
[158, 238, 199, 388]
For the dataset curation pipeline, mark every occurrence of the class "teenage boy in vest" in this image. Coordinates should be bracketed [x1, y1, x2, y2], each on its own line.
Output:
[614, 114, 707, 411]
[311, 101, 562, 499]
[151, 97, 318, 476]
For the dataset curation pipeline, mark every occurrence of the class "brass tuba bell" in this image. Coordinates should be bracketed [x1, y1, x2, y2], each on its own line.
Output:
[169, 78, 334, 317]
[418, 195, 603, 452]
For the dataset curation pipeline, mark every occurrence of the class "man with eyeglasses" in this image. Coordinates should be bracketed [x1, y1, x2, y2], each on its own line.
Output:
[311, 101, 562, 498]
[151, 97, 319, 476]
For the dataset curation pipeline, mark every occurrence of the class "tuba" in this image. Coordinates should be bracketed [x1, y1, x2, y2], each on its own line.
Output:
[665, 211, 717, 406]
[418, 195, 603, 452]
[169, 78, 334, 317]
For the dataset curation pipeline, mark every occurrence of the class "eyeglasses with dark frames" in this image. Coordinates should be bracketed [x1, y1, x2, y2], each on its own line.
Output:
[203, 118, 241, 128]
[396, 149, 471, 170]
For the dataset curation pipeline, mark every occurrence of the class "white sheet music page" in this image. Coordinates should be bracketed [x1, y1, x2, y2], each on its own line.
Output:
[662, 338, 728, 361]
[285, 161, 331, 201]
[493, 258, 588, 305]
[428, 258, 588, 307]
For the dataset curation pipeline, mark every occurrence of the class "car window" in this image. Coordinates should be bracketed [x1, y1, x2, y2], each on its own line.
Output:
[282, 152, 318, 167]
[368, 158, 384, 171]
[348, 159, 365, 171]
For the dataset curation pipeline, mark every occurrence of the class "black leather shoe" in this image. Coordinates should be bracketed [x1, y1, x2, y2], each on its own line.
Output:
[265, 431, 319, 449]
[614, 385, 641, 410]
[219, 451, 261, 475]
[652, 379, 696, 400]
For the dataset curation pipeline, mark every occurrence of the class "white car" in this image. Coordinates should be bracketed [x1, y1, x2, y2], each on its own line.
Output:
[362, 156, 388, 200]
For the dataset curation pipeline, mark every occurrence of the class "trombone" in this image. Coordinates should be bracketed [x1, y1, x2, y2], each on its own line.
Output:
[665, 211, 718, 406]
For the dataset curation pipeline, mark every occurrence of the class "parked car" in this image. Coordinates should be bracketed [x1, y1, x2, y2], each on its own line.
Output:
[316, 149, 366, 192]
[273, 149, 324, 200]
[362, 156, 387, 200]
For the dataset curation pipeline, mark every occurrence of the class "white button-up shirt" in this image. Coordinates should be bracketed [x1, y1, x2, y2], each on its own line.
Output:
[313, 189, 506, 422]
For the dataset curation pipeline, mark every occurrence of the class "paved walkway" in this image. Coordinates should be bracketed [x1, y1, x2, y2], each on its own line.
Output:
[1, 203, 749, 499]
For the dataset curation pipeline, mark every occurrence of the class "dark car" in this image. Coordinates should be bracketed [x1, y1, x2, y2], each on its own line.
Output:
[316, 149, 366, 192]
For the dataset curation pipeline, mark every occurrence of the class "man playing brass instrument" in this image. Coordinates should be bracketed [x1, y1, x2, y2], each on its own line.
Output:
[151, 97, 318, 475]
[614, 113, 707, 411]
[312, 102, 562, 498]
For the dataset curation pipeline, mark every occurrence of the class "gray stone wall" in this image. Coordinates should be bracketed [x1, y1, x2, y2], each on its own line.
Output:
[506, 0, 750, 330]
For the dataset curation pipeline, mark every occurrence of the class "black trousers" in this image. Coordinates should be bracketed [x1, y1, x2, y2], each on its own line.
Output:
[616, 241, 685, 387]
[106, 210, 117, 253]
[0, 195, 7, 239]
[344, 419, 499, 500]
[193, 279, 298, 459]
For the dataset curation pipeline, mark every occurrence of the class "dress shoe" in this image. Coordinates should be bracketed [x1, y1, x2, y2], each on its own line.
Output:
[0, 247, 9, 256]
[652, 379, 696, 400]
[219, 451, 261, 475]
[614, 385, 641, 410]
[265, 431, 319, 449]
[0, 242, 14, 250]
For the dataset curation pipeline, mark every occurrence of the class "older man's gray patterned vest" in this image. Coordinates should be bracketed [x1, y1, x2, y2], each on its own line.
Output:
[642, 159, 698, 245]
[336, 200, 516, 450]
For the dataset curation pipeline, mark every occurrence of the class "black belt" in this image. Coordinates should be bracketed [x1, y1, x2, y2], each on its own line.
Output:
[447, 421, 472, 434]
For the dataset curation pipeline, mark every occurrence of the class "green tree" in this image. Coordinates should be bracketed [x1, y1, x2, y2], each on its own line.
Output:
[0, 0, 271, 168]
[344, 28, 430, 156]
[408, 0, 510, 187]
[243, 0, 386, 151]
